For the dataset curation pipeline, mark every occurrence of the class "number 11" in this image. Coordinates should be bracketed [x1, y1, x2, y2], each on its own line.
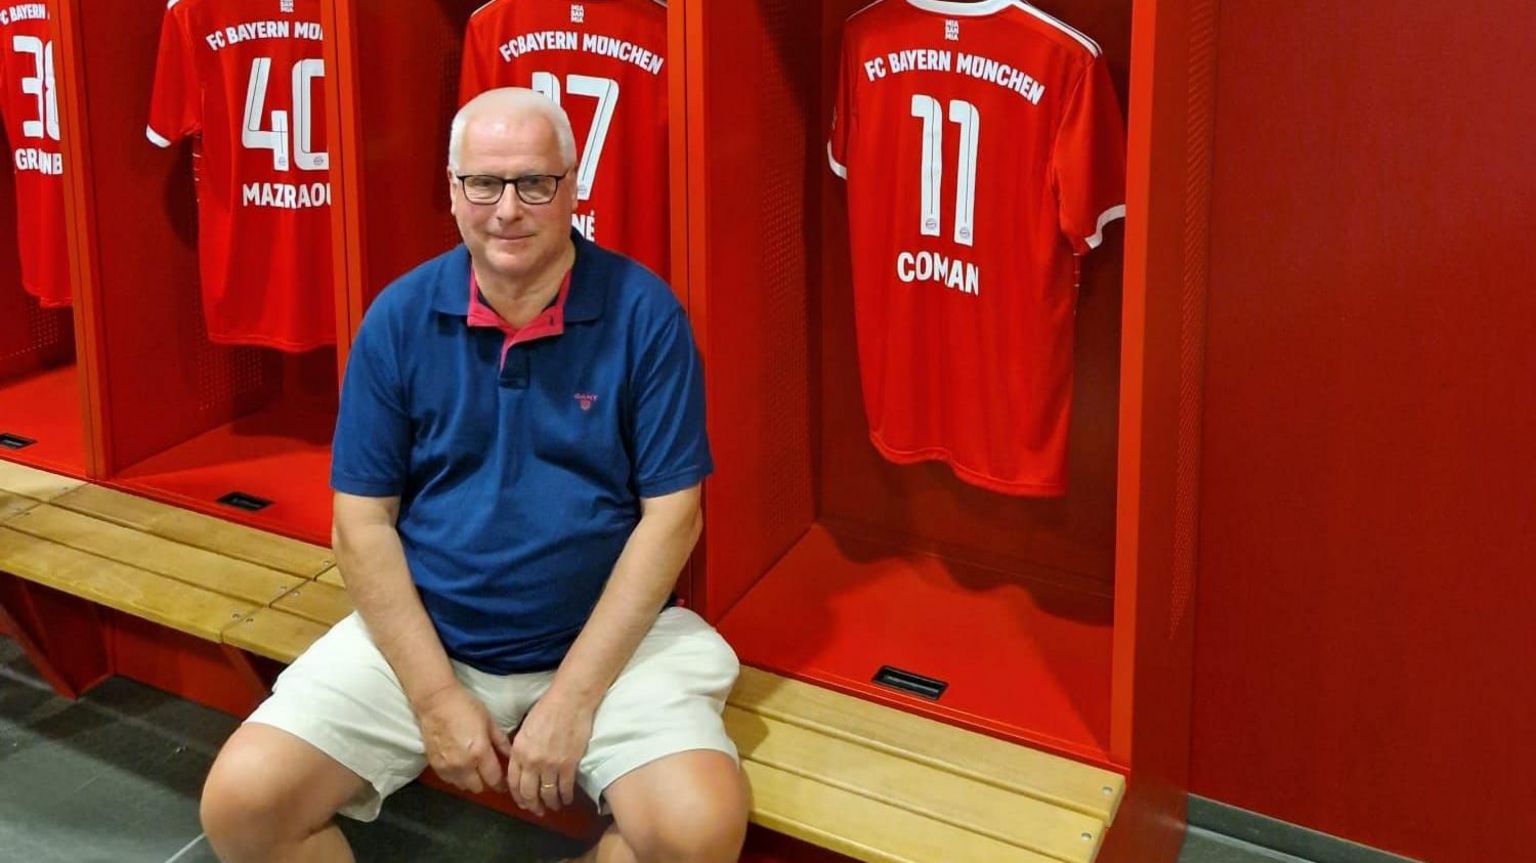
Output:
[910, 94, 979, 247]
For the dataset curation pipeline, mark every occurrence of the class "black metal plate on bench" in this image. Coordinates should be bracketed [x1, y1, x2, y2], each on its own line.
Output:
[216, 491, 273, 512]
[0, 433, 37, 450]
[872, 665, 948, 701]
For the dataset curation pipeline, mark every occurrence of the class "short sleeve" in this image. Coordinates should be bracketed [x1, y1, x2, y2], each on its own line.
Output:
[146, 4, 199, 147]
[330, 303, 411, 497]
[827, 31, 852, 180]
[628, 305, 713, 499]
[1050, 55, 1127, 253]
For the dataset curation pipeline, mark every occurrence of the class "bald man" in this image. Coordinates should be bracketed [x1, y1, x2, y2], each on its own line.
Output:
[199, 88, 746, 863]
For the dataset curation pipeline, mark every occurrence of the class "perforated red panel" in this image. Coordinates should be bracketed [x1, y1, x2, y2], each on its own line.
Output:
[692, 0, 817, 620]
[348, 0, 471, 306]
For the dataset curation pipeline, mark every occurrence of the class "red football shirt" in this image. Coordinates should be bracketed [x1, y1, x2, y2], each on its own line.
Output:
[0, 2, 69, 307]
[461, 0, 669, 279]
[148, 0, 334, 351]
[829, 0, 1126, 496]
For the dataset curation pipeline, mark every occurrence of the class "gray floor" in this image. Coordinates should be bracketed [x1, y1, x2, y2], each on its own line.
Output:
[0, 638, 1310, 863]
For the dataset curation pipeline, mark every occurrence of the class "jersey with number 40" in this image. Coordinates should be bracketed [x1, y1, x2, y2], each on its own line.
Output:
[148, 0, 333, 351]
[829, 0, 1126, 496]
[461, 0, 669, 279]
[0, 2, 69, 307]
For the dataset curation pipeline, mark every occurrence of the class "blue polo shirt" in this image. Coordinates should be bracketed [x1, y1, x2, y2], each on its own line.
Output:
[330, 234, 711, 673]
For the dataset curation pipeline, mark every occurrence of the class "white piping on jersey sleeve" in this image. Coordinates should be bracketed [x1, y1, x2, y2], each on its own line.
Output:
[1084, 204, 1125, 249]
[146, 127, 173, 148]
[827, 141, 847, 179]
[1010, 0, 1101, 56]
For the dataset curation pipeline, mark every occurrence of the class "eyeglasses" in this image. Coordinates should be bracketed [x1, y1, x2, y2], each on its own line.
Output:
[455, 171, 570, 206]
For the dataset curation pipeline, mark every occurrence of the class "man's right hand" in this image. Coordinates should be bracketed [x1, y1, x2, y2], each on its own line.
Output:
[414, 683, 511, 794]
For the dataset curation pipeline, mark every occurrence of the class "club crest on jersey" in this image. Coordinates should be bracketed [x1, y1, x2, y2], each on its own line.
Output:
[574, 393, 599, 411]
[279, 0, 294, 13]
[571, 4, 585, 23]
[945, 19, 959, 41]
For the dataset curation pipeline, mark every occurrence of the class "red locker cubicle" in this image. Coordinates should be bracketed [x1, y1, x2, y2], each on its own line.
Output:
[54, 0, 344, 543]
[673, 1, 1213, 860]
[0, 0, 89, 479]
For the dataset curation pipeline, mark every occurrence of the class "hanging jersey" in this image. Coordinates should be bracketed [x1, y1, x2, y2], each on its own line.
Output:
[0, 2, 69, 307]
[829, 0, 1125, 496]
[147, 0, 334, 351]
[460, 0, 669, 278]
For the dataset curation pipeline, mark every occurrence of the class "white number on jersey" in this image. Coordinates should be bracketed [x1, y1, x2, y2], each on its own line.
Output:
[909, 94, 979, 246]
[530, 71, 619, 202]
[12, 35, 60, 142]
[242, 57, 328, 172]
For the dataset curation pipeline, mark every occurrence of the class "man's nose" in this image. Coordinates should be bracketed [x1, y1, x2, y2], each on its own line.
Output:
[494, 187, 527, 221]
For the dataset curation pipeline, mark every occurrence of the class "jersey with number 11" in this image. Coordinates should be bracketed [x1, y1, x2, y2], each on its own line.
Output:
[148, 0, 333, 351]
[0, 2, 69, 307]
[461, 0, 669, 279]
[829, 0, 1126, 496]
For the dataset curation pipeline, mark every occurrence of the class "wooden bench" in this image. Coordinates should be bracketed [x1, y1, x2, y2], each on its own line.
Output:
[0, 459, 1125, 862]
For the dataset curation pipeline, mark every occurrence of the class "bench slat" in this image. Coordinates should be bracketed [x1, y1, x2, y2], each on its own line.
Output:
[224, 609, 332, 663]
[0, 490, 43, 521]
[5, 504, 304, 607]
[314, 566, 344, 587]
[743, 759, 1065, 863]
[726, 706, 1103, 863]
[50, 484, 333, 578]
[0, 526, 256, 641]
[731, 667, 1122, 821]
[0, 459, 84, 503]
[271, 580, 353, 626]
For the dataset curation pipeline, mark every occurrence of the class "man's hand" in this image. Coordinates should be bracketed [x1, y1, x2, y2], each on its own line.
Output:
[507, 694, 594, 816]
[415, 683, 511, 794]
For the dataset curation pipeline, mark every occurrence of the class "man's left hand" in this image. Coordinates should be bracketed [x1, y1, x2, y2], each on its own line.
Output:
[507, 694, 594, 815]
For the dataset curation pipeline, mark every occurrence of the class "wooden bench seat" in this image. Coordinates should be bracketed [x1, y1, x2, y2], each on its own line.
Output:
[0, 459, 1126, 862]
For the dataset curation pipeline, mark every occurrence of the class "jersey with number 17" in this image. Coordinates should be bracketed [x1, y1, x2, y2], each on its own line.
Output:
[0, 1, 69, 307]
[460, 0, 669, 279]
[829, 0, 1126, 496]
[148, 0, 333, 351]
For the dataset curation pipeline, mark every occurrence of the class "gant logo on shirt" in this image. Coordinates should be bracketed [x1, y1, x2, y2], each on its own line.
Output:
[571, 4, 585, 23]
[575, 393, 598, 411]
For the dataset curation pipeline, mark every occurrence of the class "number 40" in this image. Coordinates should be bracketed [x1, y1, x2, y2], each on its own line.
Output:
[242, 57, 327, 171]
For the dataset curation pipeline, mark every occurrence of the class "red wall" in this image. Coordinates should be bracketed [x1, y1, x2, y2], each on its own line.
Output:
[1191, 2, 1536, 862]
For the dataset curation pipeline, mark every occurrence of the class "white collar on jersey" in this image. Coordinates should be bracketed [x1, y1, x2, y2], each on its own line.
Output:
[905, 0, 1016, 16]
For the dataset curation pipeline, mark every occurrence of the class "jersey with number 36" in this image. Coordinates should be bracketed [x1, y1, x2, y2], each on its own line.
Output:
[0, 2, 69, 307]
[461, 0, 669, 279]
[148, 0, 333, 351]
[829, 0, 1125, 496]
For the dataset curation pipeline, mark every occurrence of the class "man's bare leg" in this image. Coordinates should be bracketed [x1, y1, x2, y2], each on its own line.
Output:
[568, 750, 747, 863]
[201, 723, 371, 863]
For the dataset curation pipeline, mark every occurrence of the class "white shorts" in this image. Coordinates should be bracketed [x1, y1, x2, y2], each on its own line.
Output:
[246, 606, 740, 821]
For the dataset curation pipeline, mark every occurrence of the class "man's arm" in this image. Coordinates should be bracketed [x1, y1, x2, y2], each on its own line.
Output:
[506, 483, 703, 814]
[333, 491, 509, 792]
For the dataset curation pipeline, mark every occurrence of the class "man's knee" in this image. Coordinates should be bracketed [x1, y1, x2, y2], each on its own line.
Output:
[201, 724, 359, 858]
[617, 756, 749, 863]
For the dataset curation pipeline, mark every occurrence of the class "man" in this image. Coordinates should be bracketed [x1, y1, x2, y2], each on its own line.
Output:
[199, 88, 747, 863]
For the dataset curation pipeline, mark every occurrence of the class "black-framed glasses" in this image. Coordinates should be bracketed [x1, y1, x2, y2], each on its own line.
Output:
[456, 171, 570, 206]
